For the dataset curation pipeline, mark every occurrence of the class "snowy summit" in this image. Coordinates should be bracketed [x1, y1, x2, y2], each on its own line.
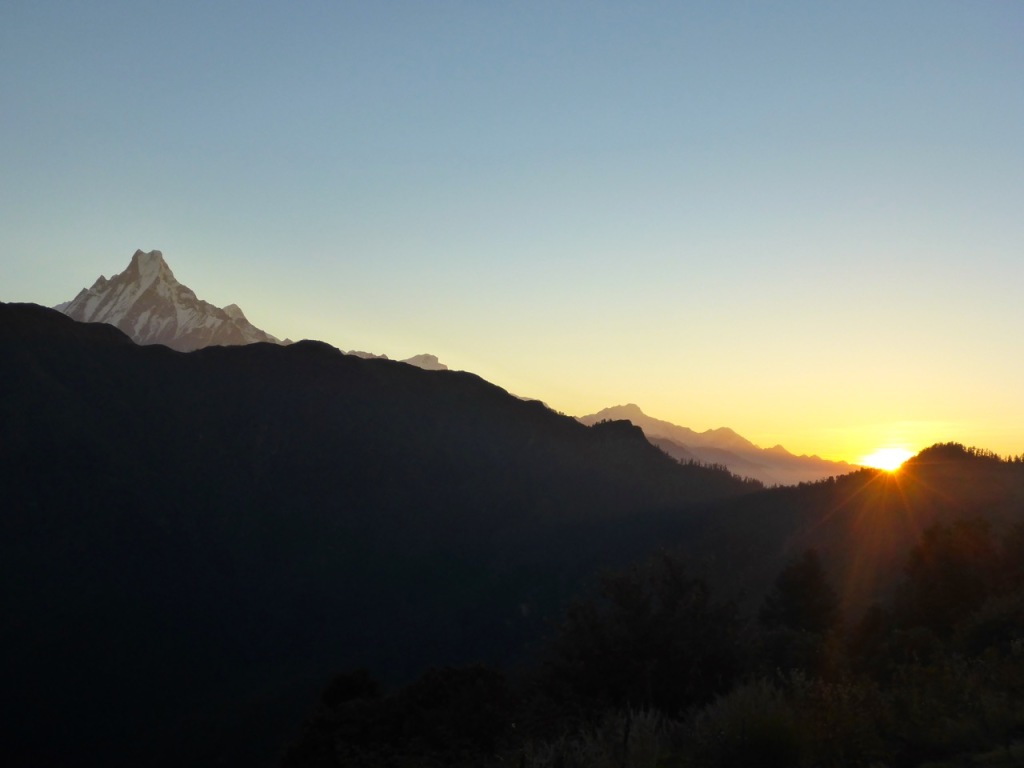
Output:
[58, 249, 450, 369]
[58, 249, 280, 352]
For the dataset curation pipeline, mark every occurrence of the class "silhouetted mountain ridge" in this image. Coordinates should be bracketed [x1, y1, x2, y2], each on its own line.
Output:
[0, 302, 755, 767]
[7, 304, 1020, 766]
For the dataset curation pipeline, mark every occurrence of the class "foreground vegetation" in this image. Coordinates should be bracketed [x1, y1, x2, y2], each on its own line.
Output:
[284, 513, 1024, 767]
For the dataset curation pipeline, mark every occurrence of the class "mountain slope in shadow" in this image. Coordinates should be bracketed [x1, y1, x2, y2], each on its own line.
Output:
[0, 302, 757, 767]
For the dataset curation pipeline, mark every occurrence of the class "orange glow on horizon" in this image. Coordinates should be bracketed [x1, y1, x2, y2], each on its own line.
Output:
[859, 447, 915, 472]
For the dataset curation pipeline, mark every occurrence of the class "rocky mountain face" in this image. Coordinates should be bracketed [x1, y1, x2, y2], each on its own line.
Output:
[58, 249, 281, 352]
[58, 249, 448, 368]
[579, 403, 855, 485]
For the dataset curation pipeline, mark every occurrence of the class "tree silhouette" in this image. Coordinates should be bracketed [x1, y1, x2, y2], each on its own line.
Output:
[898, 519, 996, 637]
[544, 551, 740, 714]
[759, 549, 839, 634]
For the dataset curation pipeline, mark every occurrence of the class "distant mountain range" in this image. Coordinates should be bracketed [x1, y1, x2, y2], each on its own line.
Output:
[58, 249, 447, 368]
[345, 349, 449, 371]
[579, 403, 854, 485]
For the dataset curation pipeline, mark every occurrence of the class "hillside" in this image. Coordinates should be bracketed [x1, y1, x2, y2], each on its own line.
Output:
[0, 302, 756, 767]
[676, 443, 1024, 618]
[282, 443, 1024, 767]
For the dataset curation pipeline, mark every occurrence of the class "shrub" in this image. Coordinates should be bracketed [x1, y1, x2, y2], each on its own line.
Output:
[683, 679, 802, 768]
[875, 658, 1019, 766]
[516, 709, 677, 768]
[788, 674, 886, 767]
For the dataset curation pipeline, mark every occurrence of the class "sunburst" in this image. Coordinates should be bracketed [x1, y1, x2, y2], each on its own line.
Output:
[859, 447, 914, 472]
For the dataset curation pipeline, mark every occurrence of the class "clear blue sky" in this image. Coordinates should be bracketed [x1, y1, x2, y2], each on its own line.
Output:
[3, 1, 1023, 461]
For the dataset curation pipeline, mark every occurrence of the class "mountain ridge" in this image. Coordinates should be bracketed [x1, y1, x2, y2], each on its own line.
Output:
[579, 403, 854, 485]
[0, 301, 756, 766]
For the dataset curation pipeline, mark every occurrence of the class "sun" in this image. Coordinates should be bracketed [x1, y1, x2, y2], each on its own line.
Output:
[859, 447, 915, 472]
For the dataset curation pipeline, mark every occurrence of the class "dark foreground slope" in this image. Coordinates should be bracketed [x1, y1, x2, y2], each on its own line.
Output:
[0, 303, 757, 767]
[284, 446, 1024, 768]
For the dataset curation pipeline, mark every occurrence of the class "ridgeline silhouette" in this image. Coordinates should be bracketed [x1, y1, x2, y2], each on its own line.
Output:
[1, 302, 755, 766]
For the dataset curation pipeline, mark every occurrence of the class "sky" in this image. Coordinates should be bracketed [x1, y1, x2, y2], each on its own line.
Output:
[3, 1, 1023, 464]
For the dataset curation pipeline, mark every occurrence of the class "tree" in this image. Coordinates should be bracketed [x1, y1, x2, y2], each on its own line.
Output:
[759, 549, 839, 634]
[544, 551, 740, 714]
[898, 519, 996, 637]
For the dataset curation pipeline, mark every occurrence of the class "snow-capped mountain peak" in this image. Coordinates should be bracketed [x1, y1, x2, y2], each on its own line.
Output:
[222, 303, 247, 321]
[59, 249, 280, 352]
[130, 249, 175, 291]
[57, 249, 451, 369]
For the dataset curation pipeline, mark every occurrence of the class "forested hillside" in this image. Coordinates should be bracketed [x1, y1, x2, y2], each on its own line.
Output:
[679, 444, 1024, 618]
[287, 452, 1024, 767]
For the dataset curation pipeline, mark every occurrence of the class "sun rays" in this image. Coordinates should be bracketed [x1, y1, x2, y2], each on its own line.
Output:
[859, 447, 915, 472]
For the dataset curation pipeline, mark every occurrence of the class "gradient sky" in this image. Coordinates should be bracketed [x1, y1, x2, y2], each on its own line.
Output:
[3, 1, 1023, 463]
